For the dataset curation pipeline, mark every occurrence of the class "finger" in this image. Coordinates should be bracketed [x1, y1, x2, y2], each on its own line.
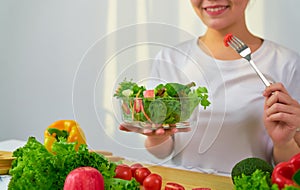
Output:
[263, 82, 288, 97]
[154, 127, 191, 135]
[267, 112, 299, 128]
[266, 103, 295, 117]
[142, 128, 154, 134]
[266, 82, 288, 94]
[155, 128, 165, 135]
[265, 92, 278, 107]
[154, 128, 177, 135]
[265, 91, 295, 107]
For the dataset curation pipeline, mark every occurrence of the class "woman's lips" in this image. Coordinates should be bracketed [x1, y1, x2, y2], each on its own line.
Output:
[204, 6, 229, 16]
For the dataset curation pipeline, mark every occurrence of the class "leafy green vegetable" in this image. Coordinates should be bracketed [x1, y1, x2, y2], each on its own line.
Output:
[233, 166, 300, 190]
[281, 186, 300, 190]
[8, 137, 139, 190]
[9, 136, 56, 190]
[231, 157, 273, 185]
[231, 156, 300, 190]
[162, 82, 195, 97]
[105, 178, 140, 190]
[234, 170, 300, 190]
[114, 79, 210, 125]
[234, 169, 277, 190]
[114, 79, 146, 98]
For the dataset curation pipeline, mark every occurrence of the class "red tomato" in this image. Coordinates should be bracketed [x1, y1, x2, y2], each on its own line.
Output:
[130, 163, 143, 174]
[114, 164, 132, 180]
[144, 90, 155, 98]
[165, 182, 185, 190]
[63, 167, 104, 190]
[134, 167, 151, 184]
[134, 99, 142, 112]
[143, 173, 162, 190]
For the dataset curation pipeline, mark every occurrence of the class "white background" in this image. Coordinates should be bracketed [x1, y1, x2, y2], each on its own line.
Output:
[1, 0, 300, 162]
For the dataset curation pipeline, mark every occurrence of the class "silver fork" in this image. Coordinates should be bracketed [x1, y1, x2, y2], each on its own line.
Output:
[227, 35, 271, 87]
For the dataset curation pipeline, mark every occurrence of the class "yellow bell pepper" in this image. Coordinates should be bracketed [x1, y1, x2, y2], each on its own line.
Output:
[44, 120, 87, 153]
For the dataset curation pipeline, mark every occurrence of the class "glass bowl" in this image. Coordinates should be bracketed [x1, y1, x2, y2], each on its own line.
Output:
[119, 97, 199, 130]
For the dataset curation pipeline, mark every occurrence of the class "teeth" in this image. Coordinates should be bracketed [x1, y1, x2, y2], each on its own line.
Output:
[206, 6, 226, 12]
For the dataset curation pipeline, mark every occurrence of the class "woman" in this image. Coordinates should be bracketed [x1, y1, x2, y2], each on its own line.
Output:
[120, 0, 300, 175]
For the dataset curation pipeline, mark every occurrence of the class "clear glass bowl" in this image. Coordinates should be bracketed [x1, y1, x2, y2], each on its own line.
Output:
[119, 97, 199, 130]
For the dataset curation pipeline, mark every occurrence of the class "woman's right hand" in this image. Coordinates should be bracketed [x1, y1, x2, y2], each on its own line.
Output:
[119, 123, 191, 136]
[119, 123, 191, 158]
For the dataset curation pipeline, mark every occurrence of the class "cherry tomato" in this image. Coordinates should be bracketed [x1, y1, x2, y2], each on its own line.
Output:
[134, 167, 151, 184]
[143, 173, 162, 190]
[165, 182, 185, 190]
[130, 163, 143, 175]
[114, 164, 132, 180]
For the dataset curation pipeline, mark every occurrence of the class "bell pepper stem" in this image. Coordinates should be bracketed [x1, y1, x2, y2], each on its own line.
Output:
[47, 128, 69, 141]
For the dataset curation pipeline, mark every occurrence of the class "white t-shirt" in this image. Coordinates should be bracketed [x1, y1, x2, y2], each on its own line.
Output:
[149, 38, 300, 175]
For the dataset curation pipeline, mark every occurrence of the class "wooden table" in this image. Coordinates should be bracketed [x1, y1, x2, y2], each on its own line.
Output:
[149, 165, 233, 190]
[125, 161, 234, 190]
[1, 145, 234, 190]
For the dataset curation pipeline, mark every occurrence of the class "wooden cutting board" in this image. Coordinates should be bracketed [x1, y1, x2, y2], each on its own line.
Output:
[0, 151, 15, 175]
[124, 160, 233, 190]
[148, 165, 233, 190]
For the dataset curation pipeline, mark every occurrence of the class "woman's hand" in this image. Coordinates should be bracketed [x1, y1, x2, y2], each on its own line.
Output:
[119, 123, 191, 136]
[263, 82, 300, 161]
[119, 123, 191, 158]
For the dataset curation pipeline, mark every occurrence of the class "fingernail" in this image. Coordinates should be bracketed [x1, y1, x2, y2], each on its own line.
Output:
[172, 128, 178, 133]
[156, 128, 165, 135]
[143, 129, 153, 134]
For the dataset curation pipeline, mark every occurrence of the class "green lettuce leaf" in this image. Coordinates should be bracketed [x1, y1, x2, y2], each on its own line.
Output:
[8, 137, 139, 190]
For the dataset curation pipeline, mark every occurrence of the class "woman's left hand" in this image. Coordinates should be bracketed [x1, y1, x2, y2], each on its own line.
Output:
[263, 82, 300, 147]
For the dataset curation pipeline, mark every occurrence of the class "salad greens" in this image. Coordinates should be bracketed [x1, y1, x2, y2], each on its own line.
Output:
[8, 136, 139, 190]
[233, 169, 300, 190]
[233, 169, 273, 190]
[114, 79, 210, 125]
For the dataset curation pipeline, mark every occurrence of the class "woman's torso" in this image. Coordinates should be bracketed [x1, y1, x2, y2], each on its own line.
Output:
[150, 38, 300, 175]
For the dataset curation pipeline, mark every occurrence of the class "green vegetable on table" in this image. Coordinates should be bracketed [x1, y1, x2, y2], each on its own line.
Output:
[233, 169, 273, 190]
[114, 79, 210, 125]
[234, 169, 300, 190]
[231, 157, 273, 185]
[232, 156, 300, 190]
[8, 136, 139, 190]
[105, 178, 140, 190]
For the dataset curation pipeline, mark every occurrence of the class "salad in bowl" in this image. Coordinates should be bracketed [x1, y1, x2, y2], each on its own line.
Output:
[114, 79, 210, 130]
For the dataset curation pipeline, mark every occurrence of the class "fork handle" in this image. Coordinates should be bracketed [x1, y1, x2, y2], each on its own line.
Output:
[249, 60, 271, 87]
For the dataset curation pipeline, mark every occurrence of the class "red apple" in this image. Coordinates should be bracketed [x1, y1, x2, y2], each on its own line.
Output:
[63, 167, 104, 190]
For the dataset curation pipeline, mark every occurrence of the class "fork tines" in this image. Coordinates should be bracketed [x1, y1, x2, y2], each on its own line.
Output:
[224, 33, 271, 87]
[227, 35, 251, 59]
[228, 35, 248, 52]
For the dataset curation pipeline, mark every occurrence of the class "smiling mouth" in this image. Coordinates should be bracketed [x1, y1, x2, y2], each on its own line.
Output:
[204, 6, 229, 13]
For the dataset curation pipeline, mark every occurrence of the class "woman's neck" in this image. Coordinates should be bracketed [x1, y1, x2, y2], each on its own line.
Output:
[198, 29, 263, 60]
